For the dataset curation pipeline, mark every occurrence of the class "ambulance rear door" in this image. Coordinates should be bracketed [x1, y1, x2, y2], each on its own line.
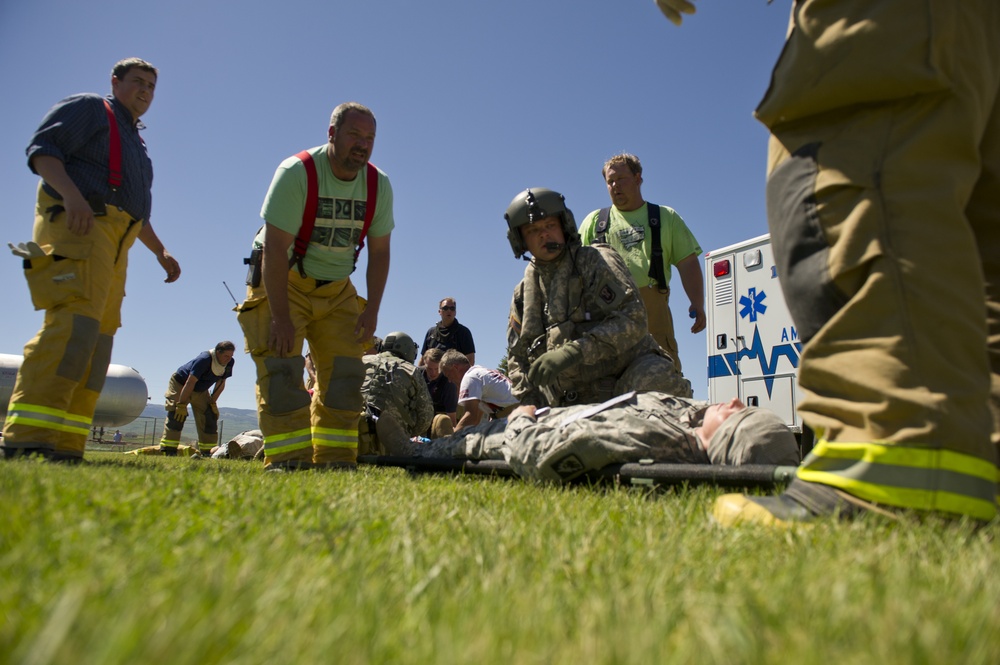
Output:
[705, 234, 803, 432]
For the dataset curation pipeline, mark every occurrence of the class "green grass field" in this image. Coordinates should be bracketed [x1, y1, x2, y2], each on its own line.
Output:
[2, 452, 998, 665]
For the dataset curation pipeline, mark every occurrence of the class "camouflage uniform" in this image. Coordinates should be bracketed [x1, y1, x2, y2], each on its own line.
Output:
[210, 429, 264, 460]
[507, 242, 691, 407]
[394, 391, 799, 483]
[359, 351, 434, 455]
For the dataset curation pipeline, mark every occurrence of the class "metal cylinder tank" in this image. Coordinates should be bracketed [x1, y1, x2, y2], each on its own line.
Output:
[0, 353, 149, 428]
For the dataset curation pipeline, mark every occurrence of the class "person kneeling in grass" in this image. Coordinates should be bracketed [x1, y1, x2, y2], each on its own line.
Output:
[385, 391, 799, 484]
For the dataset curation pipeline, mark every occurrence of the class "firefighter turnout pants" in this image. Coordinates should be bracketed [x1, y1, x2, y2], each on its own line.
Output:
[640, 285, 681, 373]
[1, 185, 142, 459]
[237, 270, 366, 468]
[159, 375, 219, 455]
[758, 0, 1000, 520]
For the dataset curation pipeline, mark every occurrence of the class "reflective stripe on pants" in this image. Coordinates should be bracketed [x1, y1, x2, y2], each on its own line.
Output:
[238, 270, 366, 467]
[760, 0, 999, 518]
[1, 185, 141, 457]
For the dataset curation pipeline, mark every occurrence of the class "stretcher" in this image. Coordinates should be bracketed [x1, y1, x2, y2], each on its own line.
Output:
[358, 455, 798, 489]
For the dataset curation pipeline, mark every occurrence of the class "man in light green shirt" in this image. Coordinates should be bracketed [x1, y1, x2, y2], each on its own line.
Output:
[238, 102, 394, 472]
[579, 153, 705, 372]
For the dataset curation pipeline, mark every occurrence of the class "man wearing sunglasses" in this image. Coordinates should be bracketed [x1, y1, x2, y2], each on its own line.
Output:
[419, 297, 476, 366]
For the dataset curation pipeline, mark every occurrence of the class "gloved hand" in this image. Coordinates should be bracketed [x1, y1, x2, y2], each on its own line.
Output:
[654, 0, 697, 26]
[173, 403, 188, 424]
[8, 241, 45, 259]
[528, 343, 584, 388]
[209, 402, 219, 417]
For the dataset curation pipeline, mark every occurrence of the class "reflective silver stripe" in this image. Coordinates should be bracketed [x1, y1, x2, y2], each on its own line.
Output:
[314, 429, 357, 448]
[803, 454, 997, 504]
[6, 403, 91, 436]
[264, 431, 312, 455]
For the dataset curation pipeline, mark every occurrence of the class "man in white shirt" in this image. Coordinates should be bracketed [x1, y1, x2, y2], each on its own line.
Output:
[439, 350, 518, 430]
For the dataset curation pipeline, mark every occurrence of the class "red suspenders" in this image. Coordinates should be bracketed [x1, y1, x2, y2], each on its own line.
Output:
[290, 149, 319, 270]
[289, 150, 379, 277]
[102, 99, 122, 191]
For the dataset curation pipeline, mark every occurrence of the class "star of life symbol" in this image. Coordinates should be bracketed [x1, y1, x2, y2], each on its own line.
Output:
[739, 287, 767, 323]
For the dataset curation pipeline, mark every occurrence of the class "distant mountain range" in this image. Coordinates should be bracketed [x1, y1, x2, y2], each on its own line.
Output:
[95, 404, 260, 446]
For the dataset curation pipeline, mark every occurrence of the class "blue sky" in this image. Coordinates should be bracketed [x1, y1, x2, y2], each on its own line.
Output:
[0, 0, 790, 411]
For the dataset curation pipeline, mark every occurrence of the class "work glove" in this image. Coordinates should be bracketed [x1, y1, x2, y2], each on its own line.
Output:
[210, 402, 219, 417]
[8, 241, 45, 259]
[173, 403, 188, 424]
[654, 0, 697, 26]
[528, 343, 584, 388]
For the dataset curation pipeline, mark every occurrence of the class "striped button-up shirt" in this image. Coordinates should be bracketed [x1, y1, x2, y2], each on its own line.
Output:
[26, 93, 154, 222]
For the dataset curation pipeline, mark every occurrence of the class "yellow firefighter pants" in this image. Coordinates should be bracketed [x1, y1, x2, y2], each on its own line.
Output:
[640, 286, 681, 372]
[237, 270, 367, 467]
[2, 186, 141, 458]
[160, 375, 219, 454]
[758, 0, 999, 519]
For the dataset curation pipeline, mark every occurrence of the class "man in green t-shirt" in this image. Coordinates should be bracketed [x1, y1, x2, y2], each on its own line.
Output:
[579, 153, 705, 372]
[237, 102, 394, 471]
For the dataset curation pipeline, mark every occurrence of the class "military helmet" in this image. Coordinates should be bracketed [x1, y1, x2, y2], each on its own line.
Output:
[504, 187, 579, 259]
[382, 331, 418, 363]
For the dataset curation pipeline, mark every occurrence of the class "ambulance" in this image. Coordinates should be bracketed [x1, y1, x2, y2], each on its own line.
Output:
[704, 234, 813, 452]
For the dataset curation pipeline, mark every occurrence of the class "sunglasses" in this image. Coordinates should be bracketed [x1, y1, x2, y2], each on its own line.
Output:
[440, 306, 456, 311]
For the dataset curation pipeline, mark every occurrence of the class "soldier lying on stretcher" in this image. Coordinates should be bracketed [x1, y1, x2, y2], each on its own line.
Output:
[381, 390, 800, 484]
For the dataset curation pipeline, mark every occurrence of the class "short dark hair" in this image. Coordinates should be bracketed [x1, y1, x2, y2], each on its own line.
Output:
[112, 57, 158, 81]
[215, 341, 236, 354]
[330, 102, 376, 132]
